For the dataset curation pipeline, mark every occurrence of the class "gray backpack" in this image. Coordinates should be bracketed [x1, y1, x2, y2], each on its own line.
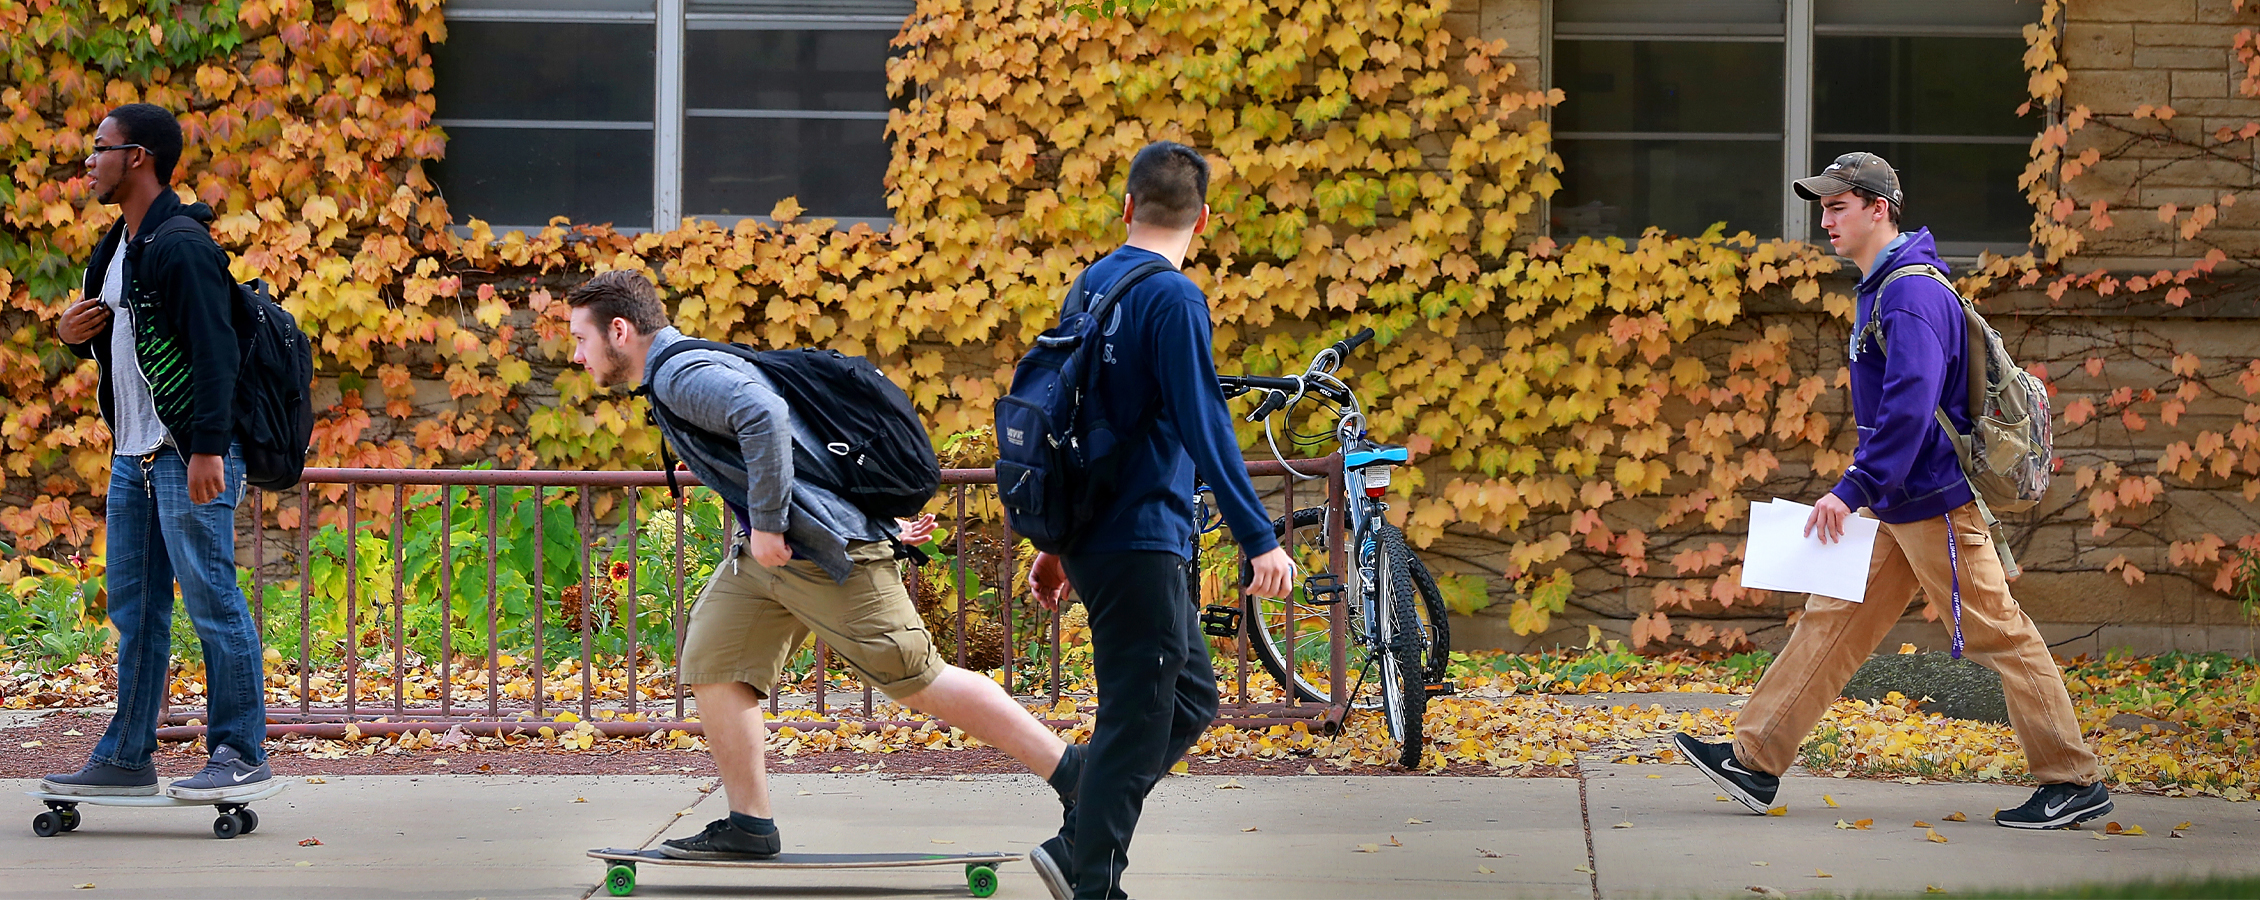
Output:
[1864, 264, 2054, 575]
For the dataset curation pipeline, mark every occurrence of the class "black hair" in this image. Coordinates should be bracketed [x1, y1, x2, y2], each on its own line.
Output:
[567, 270, 670, 334]
[1124, 141, 1209, 229]
[1850, 186, 1903, 227]
[105, 103, 184, 184]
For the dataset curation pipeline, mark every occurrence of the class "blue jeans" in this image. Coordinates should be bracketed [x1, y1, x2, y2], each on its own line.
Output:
[92, 445, 267, 769]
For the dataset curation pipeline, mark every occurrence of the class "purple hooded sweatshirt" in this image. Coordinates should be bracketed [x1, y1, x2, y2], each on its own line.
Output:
[1828, 228, 1976, 524]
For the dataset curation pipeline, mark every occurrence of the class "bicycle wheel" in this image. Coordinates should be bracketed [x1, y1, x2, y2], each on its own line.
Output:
[1384, 525, 1453, 683]
[1374, 526, 1428, 768]
[1244, 507, 1338, 703]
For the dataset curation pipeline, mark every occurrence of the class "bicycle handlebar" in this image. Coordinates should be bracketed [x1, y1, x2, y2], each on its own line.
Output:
[1331, 327, 1375, 361]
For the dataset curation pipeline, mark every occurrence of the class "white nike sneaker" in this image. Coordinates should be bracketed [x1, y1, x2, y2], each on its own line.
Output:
[166, 744, 273, 801]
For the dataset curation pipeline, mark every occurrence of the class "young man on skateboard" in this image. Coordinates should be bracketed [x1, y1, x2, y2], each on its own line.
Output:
[44, 103, 273, 801]
[1026, 142, 1296, 899]
[565, 271, 1080, 859]
[1673, 152, 2109, 829]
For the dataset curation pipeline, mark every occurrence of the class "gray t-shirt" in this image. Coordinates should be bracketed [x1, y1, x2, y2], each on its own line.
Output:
[102, 236, 171, 456]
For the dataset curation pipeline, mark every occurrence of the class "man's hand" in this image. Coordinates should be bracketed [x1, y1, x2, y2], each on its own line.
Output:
[1244, 547, 1294, 598]
[187, 453, 226, 505]
[1804, 493, 1852, 544]
[57, 296, 110, 345]
[745, 529, 793, 567]
[896, 512, 936, 546]
[1028, 551, 1071, 611]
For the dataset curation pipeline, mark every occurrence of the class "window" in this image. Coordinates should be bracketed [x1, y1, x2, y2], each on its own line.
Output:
[1550, 0, 2040, 256]
[431, 0, 908, 233]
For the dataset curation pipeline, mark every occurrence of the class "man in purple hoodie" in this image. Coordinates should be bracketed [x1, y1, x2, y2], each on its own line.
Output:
[1672, 153, 2109, 830]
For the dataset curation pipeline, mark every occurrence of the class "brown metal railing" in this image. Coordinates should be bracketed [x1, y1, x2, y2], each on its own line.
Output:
[157, 458, 1347, 742]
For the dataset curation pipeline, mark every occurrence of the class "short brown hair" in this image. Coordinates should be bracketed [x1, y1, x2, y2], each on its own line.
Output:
[1850, 187, 1903, 227]
[567, 270, 668, 334]
[1125, 141, 1209, 229]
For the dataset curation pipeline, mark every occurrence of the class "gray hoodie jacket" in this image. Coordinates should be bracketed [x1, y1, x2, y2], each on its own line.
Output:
[640, 327, 891, 583]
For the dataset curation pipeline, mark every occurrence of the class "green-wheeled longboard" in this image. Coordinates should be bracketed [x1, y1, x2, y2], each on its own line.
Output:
[26, 782, 287, 839]
[587, 847, 1013, 897]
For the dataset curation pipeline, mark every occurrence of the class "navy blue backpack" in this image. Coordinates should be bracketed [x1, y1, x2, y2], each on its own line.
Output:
[995, 259, 1176, 553]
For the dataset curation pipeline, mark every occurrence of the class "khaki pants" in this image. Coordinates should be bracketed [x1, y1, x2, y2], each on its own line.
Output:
[1734, 502, 2100, 786]
[679, 540, 943, 701]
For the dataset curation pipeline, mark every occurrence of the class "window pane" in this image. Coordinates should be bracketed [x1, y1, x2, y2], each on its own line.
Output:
[1556, 0, 1781, 27]
[450, 0, 651, 11]
[1554, 140, 1781, 239]
[1554, 41, 1783, 134]
[1810, 141, 2029, 246]
[683, 117, 890, 217]
[688, 0, 912, 12]
[431, 127, 654, 227]
[1815, 0, 2039, 29]
[433, 22, 655, 121]
[686, 29, 892, 112]
[1814, 37, 2028, 137]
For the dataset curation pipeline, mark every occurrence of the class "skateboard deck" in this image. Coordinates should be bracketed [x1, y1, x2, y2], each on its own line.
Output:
[27, 783, 286, 839]
[588, 847, 1014, 897]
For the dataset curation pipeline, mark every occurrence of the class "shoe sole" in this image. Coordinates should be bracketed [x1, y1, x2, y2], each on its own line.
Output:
[1029, 846, 1072, 900]
[656, 847, 781, 861]
[1674, 734, 1774, 815]
[1995, 797, 2114, 830]
[40, 783, 158, 797]
[166, 779, 275, 802]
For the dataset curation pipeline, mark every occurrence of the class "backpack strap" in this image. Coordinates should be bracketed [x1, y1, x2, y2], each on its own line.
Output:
[1869, 263, 1986, 432]
[633, 338, 766, 501]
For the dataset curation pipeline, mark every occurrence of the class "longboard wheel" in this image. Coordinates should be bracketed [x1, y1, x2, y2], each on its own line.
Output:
[237, 808, 259, 834]
[213, 813, 242, 840]
[604, 864, 637, 897]
[966, 864, 998, 898]
[32, 811, 61, 838]
[58, 809, 80, 832]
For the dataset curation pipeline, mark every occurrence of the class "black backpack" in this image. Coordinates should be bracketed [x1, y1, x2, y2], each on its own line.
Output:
[231, 278, 315, 491]
[639, 341, 941, 521]
[150, 216, 314, 491]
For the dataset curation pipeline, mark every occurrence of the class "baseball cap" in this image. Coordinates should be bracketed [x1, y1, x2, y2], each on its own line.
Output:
[1792, 151, 1903, 205]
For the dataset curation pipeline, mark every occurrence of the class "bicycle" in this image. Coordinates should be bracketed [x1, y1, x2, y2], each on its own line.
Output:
[1211, 328, 1452, 769]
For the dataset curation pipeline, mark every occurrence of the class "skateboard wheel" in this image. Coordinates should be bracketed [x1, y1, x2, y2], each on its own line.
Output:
[58, 809, 80, 832]
[604, 863, 636, 897]
[32, 811, 61, 838]
[213, 813, 242, 840]
[237, 808, 259, 834]
[966, 864, 998, 898]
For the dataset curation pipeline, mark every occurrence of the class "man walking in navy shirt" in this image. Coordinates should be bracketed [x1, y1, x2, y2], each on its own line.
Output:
[1026, 142, 1295, 898]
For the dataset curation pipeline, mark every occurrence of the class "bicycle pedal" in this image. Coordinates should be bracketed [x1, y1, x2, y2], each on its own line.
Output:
[1301, 572, 1345, 604]
[1199, 604, 1243, 638]
[1423, 681, 1456, 697]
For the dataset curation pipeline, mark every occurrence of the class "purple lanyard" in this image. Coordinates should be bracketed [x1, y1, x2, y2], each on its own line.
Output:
[1944, 513, 1965, 659]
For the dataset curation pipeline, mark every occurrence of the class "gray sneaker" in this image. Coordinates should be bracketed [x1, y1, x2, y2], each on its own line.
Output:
[166, 745, 272, 801]
[42, 760, 158, 797]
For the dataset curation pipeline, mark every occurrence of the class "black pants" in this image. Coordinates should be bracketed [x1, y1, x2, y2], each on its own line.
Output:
[1059, 551, 1218, 899]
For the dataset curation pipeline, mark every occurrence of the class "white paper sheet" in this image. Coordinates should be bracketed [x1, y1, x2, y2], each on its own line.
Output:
[1740, 498, 1881, 603]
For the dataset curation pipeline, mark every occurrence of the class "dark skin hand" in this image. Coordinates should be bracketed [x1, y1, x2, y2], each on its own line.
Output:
[57, 295, 111, 345]
[187, 453, 225, 504]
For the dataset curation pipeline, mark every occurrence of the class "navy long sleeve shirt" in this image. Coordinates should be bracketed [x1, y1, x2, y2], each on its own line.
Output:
[1070, 246, 1281, 560]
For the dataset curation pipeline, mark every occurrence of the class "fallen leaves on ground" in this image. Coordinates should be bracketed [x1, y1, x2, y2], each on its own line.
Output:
[1926, 828, 1950, 844]
[297, 838, 321, 846]
[1944, 811, 1967, 822]
[1822, 794, 1838, 808]
[1833, 818, 1873, 830]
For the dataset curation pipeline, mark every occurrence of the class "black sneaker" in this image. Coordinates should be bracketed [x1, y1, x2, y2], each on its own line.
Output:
[659, 818, 781, 860]
[1995, 782, 2114, 830]
[42, 760, 158, 797]
[1029, 835, 1074, 900]
[1674, 733, 1778, 814]
[166, 745, 273, 801]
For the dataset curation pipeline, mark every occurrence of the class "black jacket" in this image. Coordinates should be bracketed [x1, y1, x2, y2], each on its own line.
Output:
[66, 190, 240, 457]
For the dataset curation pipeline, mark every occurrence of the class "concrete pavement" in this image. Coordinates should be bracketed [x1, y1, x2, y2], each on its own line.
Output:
[4, 768, 2255, 898]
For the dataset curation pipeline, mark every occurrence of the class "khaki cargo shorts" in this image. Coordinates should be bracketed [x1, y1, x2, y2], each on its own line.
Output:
[679, 540, 943, 701]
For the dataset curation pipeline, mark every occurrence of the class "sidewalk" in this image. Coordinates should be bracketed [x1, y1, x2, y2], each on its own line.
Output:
[6, 766, 2256, 899]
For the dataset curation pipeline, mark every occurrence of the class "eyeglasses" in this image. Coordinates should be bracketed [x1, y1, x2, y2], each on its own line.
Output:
[87, 143, 145, 157]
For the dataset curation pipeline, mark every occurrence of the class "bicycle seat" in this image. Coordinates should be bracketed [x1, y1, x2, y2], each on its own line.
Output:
[1344, 446, 1409, 468]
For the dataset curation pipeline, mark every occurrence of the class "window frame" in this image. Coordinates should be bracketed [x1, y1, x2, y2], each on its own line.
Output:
[1546, 0, 2034, 258]
[434, 0, 904, 234]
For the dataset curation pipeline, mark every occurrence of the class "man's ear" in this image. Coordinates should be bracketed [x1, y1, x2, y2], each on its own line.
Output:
[1121, 195, 1135, 226]
[1192, 204, 1210, 235]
